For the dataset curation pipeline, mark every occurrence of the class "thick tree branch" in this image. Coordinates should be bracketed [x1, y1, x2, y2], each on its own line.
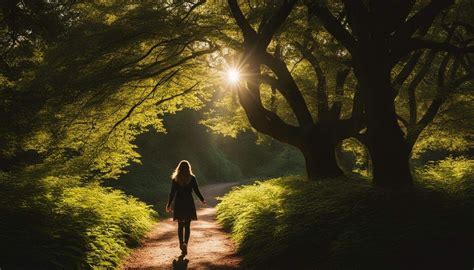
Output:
[258, 0, 298, 50]
[228, 0, 257, 41]
[407, 70, 473, 146]
[304, 0, 357, 53]
[228, 0, 312, 127]
[256, 74, 281, 88]
[406, 50, 437, 125]
[261, 52, 314, 126]
[330, 69, 350, 120]
[342, 0, 369, 41]
[238, 71, 301, 146]
[348, 85, 365, 137]
[367, 0, 415, 36]
[390, 23, 462, 67]
[270, 44, 282, 112]
[294, 42, 329, 121]
[392, 0, 454, 42]
[404, 38, 474, 54]
[392, 50, 423, 96]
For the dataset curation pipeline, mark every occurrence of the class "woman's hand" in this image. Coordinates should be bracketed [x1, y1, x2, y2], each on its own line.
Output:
[165, 205, 171, 213]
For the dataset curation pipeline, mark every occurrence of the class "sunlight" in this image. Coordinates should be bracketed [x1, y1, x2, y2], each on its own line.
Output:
[226, 68, 240, 84]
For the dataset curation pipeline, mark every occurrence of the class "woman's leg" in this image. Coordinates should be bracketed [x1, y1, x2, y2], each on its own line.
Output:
[184, 220, 191, 244]
[178, 221, 185, 244]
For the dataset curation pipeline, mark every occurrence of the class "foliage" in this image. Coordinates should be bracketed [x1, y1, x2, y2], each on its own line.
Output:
[203, 1, 358, 138]
[210, 0, 474, 185]
[338, 138, 371, 176]
[1, 0, 220, 180]
[412, 118, 473, 159]
[107, 109, 304, 211]
[105, 109, 242, 209]
[1, 3, 218, 267]
[0, 172, 156, 269]
[415, 156, 474, 196]
[217, 171, 473, 269]
[1, 0, 472, 268]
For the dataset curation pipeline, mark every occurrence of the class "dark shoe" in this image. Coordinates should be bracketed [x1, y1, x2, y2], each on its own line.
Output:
[182, 243, 187, 255]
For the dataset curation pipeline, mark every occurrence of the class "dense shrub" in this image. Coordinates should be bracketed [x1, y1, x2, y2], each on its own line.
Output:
[216, 159, 473, 269]
[415, 156, 473, 196]
[0, 174, 156, 269]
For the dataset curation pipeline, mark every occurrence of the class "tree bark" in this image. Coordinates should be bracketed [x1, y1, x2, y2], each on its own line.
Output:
[353, 45, 413, 188]
[298, 125, 343, 180]
[366, 128, 412, 188]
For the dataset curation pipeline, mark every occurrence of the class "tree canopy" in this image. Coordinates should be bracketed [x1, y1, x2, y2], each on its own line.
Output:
[1, 0, 472, 186]
[218, 0, 473, 187]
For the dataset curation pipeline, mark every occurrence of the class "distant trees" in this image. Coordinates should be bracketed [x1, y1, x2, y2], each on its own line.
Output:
[226, 0, 473, 187]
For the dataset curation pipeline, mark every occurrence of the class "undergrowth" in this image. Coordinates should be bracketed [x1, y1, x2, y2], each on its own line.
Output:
[0, 174, 156, 269]
[216, 157, 473, 269]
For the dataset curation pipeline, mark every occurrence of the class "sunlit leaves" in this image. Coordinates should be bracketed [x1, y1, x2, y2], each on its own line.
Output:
[201, 89, 251, 137]
[217, 171, 473, 267]
[3, 0, 223, 180]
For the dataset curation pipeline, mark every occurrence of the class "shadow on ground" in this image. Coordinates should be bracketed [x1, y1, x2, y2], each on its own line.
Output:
[172, 255, 189, 270]
[122, 182, 242, 270]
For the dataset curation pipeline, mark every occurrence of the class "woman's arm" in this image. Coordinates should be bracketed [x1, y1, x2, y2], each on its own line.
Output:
[166, 181, 177, 208]
[192, 177, 205, 202]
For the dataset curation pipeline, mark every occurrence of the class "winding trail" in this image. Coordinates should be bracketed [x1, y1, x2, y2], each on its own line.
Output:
[121, 182, 242, 270]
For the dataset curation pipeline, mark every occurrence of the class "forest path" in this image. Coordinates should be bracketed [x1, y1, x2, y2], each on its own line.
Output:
[121, 182, 242, 270]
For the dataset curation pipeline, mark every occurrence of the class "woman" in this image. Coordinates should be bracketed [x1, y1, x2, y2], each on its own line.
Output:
[166, 160, 206, 255]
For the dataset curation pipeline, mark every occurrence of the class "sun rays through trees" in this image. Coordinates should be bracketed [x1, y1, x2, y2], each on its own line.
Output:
[0, 0, 473, 269]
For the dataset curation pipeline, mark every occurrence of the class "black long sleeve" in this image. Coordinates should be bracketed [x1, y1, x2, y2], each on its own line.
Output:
[167, 181, 177, 207]
[192, 177, 205, 202]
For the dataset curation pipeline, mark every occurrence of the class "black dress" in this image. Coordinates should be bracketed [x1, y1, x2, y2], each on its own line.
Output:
[167, 176, 205, 221]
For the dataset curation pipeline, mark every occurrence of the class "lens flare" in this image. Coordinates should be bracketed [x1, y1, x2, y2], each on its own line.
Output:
[227, 68, 240, 83]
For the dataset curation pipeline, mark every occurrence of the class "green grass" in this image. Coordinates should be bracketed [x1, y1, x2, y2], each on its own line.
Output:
[216, 158, 473, 269]
[0, 174, 156, 269]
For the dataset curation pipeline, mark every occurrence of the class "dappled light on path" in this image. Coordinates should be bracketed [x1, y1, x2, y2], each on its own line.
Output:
[122, 183, 241, 270]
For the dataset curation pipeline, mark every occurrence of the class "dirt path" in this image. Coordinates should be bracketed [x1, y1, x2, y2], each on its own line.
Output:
[121, 182, 242, 270]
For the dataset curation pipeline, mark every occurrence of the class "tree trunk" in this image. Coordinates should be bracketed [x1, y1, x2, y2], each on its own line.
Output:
[299, 126, 343, 180]
[367, 129, 412, 188]
[354, 46, 413, 188]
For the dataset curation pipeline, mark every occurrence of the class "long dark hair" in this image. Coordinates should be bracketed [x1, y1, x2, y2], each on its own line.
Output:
[171, 160, 194, 186]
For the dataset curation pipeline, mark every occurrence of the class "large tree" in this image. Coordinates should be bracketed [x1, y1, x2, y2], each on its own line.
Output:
[304, 0, 473, 187]
[225, 0, 364, 180]
[225, 0, 473, 187]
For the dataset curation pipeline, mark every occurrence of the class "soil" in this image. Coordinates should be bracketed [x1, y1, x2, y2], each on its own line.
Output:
[121, 182, 242, 270]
